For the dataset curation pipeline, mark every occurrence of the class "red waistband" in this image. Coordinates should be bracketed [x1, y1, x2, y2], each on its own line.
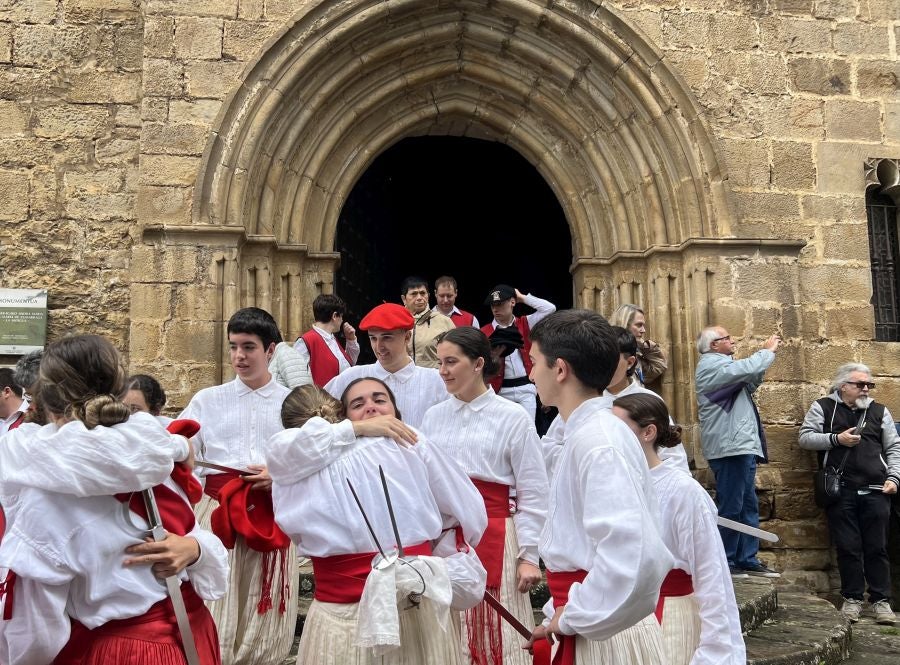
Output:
[470, 479, 510, 518]
[545, 569, 588, 609]
[310, 541, 432, 604]
[655, 568, 694, 623]
[203, 472, 241, 503]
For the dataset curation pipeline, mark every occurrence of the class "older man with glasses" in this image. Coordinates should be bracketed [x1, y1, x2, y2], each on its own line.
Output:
[799, 363, 900, 625]
[695, 326, 782, 579]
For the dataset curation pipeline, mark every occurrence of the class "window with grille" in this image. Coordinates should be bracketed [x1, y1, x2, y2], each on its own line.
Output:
[866, 159, 900, 342]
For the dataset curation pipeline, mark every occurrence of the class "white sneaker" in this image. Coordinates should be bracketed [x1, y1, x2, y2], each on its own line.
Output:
[872, 599, 896, 625]
[841, 598, 862, 623]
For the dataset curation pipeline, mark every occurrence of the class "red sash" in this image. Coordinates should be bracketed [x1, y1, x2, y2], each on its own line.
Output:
[654, 569, 694, 622]
[545, 569, 588, 665]
[52, 583, 220, 665]
[310, 541, 433, 603]
[202, 472, 239, 504]
[7, 412, 24, 430]
[467, 479, 510, 665]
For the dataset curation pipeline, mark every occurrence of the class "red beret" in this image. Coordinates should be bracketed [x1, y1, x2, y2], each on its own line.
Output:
[359, 303, 415, 331]
[167, 418, 201, 439]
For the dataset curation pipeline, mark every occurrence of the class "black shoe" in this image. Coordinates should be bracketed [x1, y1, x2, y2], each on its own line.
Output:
[729, 565, 749, 579]
[742, 563, 780, 578]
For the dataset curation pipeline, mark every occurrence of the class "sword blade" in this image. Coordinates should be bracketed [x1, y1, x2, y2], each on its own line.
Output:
[345, 477, 389, 560]
[378, 465, 405, 558]
[195, 460, 253, 476]
[717, 516, 779, 543]
[483, 590, 534, 640]
[141, 489, 202, 665]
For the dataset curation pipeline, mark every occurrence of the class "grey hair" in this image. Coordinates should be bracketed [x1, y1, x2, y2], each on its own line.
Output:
[609, 304, 644, 329]
[14, 349, 42, 390]
[830, 363, 871, 393]
[696, 327, 722, 354]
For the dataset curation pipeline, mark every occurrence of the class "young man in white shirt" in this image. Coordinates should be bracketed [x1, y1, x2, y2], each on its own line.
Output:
[525, 309, 672, 664]
[294, 293, 360, 387]
[0, 369, 28, 436]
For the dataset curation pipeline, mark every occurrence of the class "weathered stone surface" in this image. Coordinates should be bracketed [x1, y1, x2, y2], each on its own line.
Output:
[223, 19, 276, 61]
[169, 98, 223, 124]
[143, 15, 174, 58]
[0, 23, 11, 63]
[759, 16, 832, 53]
[832, 22, 891, 56]
[67, 72, 141, 104]
[816, 142, 873, 194]
[0, 0, 58, 23]
[143, 58, 184, 96]
[788, 57, 851, 95]
[140, 155, 201, 187]
[771, 140, 815, 191]
[734, 191, 801, 221]
[184, 60, 244, 98]
[33, 104, 110, 139]
[141, 122, 209, 155]
[722, 138, 770, 188]
[0, 100, 28, 137]
[136, 185, 193, 225]
[0, 168, 29, 221]
[856, 60, 900, 99]
[886, 103, 900, 144]
[174, 17, 223, 60]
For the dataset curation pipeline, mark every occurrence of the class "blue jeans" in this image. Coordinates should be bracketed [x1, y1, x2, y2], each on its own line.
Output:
[708, 454, 761, 569]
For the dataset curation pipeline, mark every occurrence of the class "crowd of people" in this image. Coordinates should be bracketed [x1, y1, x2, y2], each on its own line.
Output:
[0, 274, 897, 665]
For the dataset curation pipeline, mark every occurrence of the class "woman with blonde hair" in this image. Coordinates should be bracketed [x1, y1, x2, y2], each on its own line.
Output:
[0, 334, 228, 665]
[610, 303, 667, 392]
[613, 393, 744, 665]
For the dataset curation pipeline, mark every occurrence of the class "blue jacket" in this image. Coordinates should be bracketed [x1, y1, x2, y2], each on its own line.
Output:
[695, 349, 775, 460]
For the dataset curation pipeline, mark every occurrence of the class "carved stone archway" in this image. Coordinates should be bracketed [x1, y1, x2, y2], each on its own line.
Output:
[142, 0, 803, 421]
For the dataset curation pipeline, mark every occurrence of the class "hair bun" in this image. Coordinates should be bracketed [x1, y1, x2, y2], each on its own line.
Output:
[82, 394, 130, 429]
[657, 423, 684, 449]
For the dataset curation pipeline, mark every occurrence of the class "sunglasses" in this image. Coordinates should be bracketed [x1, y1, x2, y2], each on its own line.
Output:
[846, 381, 875, 390]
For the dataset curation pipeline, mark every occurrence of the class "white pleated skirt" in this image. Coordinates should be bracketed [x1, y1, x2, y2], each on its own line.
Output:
[196, 494, 299, 665]
[297, 598, 464, 665]
[660, 594, 701, 665]
[568, 614, 668, 665]
[460, 516, 535, 665]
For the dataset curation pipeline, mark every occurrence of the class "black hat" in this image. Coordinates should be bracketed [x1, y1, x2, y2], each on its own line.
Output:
[485, 284, 516, 305]
[489, 325, 524, 357]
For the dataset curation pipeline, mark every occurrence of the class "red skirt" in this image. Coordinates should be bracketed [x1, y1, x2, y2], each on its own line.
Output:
[53, 583, 220, 665]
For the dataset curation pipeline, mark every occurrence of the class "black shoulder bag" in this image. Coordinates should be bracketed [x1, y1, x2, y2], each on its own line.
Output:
[813, 406, 866, 508]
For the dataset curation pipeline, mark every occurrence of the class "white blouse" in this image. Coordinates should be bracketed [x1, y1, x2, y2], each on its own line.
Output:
[652, 461, 746, 665]
[421, 390, 548, 564]
[323, 360, 448, 428]
[267, 419, 488, 609]
[0, 476, 229, 665]
[539, 398, 673, 641]
[179, 377, 290, 474]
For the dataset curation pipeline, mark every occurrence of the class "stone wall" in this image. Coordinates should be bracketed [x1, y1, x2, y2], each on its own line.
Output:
[1, 0, 899, 597]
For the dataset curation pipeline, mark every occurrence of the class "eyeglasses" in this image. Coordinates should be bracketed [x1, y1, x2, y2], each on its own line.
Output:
[846, 381, 875, 390]
[712, 335, 732, 343]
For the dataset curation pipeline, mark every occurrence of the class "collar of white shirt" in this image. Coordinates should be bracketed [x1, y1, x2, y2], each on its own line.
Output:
[234, 376, 279, 397]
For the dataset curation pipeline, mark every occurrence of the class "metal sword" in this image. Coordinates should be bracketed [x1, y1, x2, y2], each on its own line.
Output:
[194, 460, 253, 476]
[716, 516, 779, 543]
[141, 488, 202, 665]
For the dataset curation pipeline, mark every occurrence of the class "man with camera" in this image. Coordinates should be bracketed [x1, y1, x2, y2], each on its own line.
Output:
[799, 363, 900, 624]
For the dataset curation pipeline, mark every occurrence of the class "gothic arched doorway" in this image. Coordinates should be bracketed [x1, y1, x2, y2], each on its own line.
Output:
[335, 135, 573, 362]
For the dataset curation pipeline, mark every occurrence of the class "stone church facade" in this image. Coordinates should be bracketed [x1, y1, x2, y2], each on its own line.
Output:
[2, 0, 899, 595]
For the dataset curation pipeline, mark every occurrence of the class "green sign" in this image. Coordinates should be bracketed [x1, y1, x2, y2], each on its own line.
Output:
[0, 289, 47, 354]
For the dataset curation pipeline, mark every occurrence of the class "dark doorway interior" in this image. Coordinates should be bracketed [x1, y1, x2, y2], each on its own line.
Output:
[336, 136, 573, 363]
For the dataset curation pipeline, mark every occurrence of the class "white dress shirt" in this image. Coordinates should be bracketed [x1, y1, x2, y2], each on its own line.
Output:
[421, 389, 548, 564]
[267, 418, 488, 609]
[0, 397, 27, 437]
[486, 293, 556, 381]
[179, 376, 290, 475]
[324, 360, 448, 428]
[539, 397, 673, 641]
[652, 460, 746, 665]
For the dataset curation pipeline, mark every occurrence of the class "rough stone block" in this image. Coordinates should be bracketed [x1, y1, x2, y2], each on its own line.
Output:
[800, 194, 865, 221]
[141, 122, 208, 156]
[145, 0, 237, 17]
[763, 519, 829, 549]
[661, 11, 710, 48]
[871, 379, 900, 415]
[773, 0, 813, 14]
[707, 12, 758, 51]
[751, 305, 781, 335]
[800, 265, 871, 302]
[223, 19, 276, 61]
[131, 244, 200, 283]
[771, 140, 815, 191]
[813, 0, 857, 19]
[759, 382, 811, 422]
[820, 222, 870, 262]
[824, 99, 883, 142]
[760, 97, 824, 140]
[136, 185, 193, 225]
[774, 488, 824, 521]
[63, 0, 139, 22]
[832, 22, 890, 56]
[143, 15, 174, 58]
[767, 548, 831, 572]
[715, 52, 789, 95]
[802, 344, 857, 382]
[759, 16, 832, 53]
[857, 341, 900, 375]
[0, 169, 29, 221]
[173, 285, 219, 319]
[140, 97, 168, 123]
[761, 343, 801, 381]
[858, 0, 900, 20]
[734, 191, 800, 220]
[788, 57, 851, 95]
[0, 23, 11, 63]
[824, 304, 875, 341]
[128, 320, 163, 362]
[98, 26, 142, 71]
[662, 50, 707, 90]
[29, 165, 58, 218]
[722, 138, 770, 188]
[816, 142, 873, 195]
[616, 9, 662, 48]
[64, 169, 125, 196]
[164, 320, 217, 362]
[140, 155, 201, 187]
[0, 100, 27, 137]
[129, 282, 173, 320]
[67, 72, 140, 104]
[115, 105, 141, 129]
[174, 17, 223, 60]
[0, 0, 57, 23]
[887, 103, 900, 145]
[184, 60, 244, 99]
[65, 192, 136, 222]
[169, 98, 222, 125]
[143, 58, 184, 97]
[856, 60, 900, 99]
[96, 137, 140, 164]
[33, 104, 110, 139]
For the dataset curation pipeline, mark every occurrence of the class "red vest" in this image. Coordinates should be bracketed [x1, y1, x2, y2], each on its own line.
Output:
[302, 328, 351, 387]
[449, 309, 475, 327]
[481, 317, 532, 393]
